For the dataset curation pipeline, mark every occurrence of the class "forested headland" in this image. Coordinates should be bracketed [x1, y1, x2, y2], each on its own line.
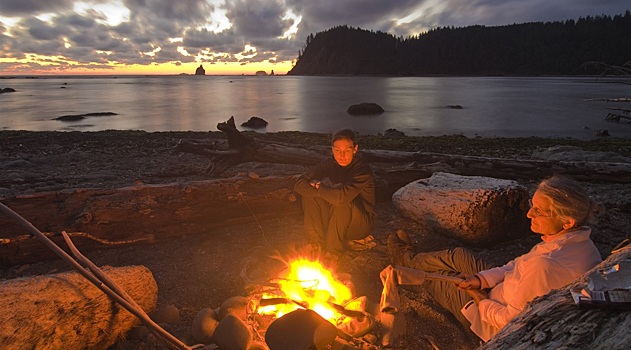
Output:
[288, 11, 631, 76]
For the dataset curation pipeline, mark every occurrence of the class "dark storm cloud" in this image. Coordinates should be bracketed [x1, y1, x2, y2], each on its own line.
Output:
[0, 0, 74, 17]
[412, 0, 631, 29]
[123, 0, 213, 22]
[224, 0, 292, 38]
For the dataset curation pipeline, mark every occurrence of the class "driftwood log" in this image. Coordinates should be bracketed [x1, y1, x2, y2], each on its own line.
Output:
[0, 176, 300, 267]
[177, 118, 631, 184]
[0, 265, 157, 350]
[482, 246, 631, 350]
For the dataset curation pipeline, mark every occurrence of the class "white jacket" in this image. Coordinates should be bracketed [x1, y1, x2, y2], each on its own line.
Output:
[464, 227, 602, 340]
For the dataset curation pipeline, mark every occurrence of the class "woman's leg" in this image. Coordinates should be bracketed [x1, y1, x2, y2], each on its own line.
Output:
[326, 202, 373, 252]
[301, 196, 331, 246]
[409, 247, 493, 327]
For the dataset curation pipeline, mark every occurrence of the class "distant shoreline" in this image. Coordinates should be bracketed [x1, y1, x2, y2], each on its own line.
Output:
[3, 74, 631, 79]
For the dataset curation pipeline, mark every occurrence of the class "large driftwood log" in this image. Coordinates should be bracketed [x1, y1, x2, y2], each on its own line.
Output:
[176, 118, 631, 183]
[0, 176, 300, 267]
[0, 265, 157, 350]
[481, 247, 631, 350]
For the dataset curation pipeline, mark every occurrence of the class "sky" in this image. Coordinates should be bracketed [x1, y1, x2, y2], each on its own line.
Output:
[0, 0, 628, 76]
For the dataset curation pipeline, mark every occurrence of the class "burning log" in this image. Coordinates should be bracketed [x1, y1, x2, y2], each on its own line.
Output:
[191, 247, 382, 349]
[0, 265, 157, 350]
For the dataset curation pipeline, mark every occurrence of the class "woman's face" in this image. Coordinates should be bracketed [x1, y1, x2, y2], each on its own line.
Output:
[527, 191, 566, 236]
[332, 138, 358, 167]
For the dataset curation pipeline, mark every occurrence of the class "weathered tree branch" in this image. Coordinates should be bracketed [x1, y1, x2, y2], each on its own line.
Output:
[175, 118, 631, 183]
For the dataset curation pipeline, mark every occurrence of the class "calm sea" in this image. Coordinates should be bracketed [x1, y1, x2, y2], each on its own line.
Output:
[1, 75, 630, 139]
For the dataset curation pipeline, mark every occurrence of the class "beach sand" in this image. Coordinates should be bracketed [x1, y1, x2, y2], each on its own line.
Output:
[1, 130, 630, 349]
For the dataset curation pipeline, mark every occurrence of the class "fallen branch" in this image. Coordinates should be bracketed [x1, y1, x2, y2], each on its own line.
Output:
[176, 118, 631, 184]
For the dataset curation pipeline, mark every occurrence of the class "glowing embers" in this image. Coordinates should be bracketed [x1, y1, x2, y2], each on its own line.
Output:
[258, 258, 354, 322]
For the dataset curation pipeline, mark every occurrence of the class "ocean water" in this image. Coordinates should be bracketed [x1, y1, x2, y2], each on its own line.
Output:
[1, 75, 630, 139]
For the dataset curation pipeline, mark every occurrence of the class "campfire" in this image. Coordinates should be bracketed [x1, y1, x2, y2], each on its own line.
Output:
[236, 248, 376, 349]
[258, 258, 354, 321]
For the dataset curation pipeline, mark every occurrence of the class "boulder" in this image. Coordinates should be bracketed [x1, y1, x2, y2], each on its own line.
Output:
[240, 116, 268, 129]
[191, 308, 219, 344]
[347, 102, 384, 115]
[213, 315, 252, 350]
[0, 265, 157, 350]
[382, 128, 405, 137]
[265, 309, 338, 350]
[392, 172, 531, 246]
[195, 65, 206, 75]
[1, 87, 17, 93]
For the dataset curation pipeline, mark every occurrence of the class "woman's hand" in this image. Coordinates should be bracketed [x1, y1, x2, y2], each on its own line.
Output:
[466, 288, 489, 305]
[456, 273, 482, 290]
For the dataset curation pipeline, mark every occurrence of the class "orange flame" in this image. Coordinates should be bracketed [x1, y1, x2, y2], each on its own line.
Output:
[259, 258, 353, 323]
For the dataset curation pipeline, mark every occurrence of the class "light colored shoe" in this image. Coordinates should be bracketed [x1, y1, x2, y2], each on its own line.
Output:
[346, 234, 377, 251]
[387, 231, 413, 266]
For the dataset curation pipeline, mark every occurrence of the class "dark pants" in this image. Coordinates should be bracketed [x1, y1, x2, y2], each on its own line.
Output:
[301, 196, 373, 252]
[406, 247, 493, 327]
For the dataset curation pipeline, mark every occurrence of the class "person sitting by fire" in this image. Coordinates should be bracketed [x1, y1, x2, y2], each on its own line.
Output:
[294, 129, 376, 254]
[386, 175, 603, 342]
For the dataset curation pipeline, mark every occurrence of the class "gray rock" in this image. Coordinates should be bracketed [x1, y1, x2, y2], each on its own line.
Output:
[213, 315, 252, 350]
[218, 296, 249, 321]
[150, 304, 180, 324]
[265, 309, 338, 350]
[392, 172, 531, 246]
[241, 116, 268, 129]
[191, 308, 219, 344]
[347, 102, 384, 115]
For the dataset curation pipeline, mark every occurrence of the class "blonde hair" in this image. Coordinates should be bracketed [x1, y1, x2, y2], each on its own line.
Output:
[537, 175, 604, 227]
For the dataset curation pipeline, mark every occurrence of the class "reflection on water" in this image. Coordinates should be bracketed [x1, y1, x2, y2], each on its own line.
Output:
[1, 75, 630, 139]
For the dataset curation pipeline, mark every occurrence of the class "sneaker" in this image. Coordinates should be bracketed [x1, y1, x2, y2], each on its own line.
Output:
[387, 230, 413, 267]
[346, 234, 377, 251]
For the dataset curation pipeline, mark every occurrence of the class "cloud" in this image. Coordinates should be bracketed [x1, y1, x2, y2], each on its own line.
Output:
[0, 0, 75, 17]
[0, 0, 629, 74]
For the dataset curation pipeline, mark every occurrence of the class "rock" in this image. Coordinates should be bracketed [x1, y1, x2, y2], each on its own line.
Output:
[347, 102, 384, 115]
[255, 71, 268, 76]
[596, 129, 610, 137]
[0, 265, 157, 350]
[265, 309, 338, 350]
[392, 172, 531, 246]
[213, 315, 252, 350]
[240, 116, 268, 129]
[447, 105, 463, 109]
[150, 304, 180, 324]
[191, 308, 219, 344]
[53, 112, 118, 121]
[382, 128, 405, 137]
[195, 64, 206, 75]
[218, 296, 249, 321]
[54, 114, 85, 121]
[1, 87, 16, 93]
